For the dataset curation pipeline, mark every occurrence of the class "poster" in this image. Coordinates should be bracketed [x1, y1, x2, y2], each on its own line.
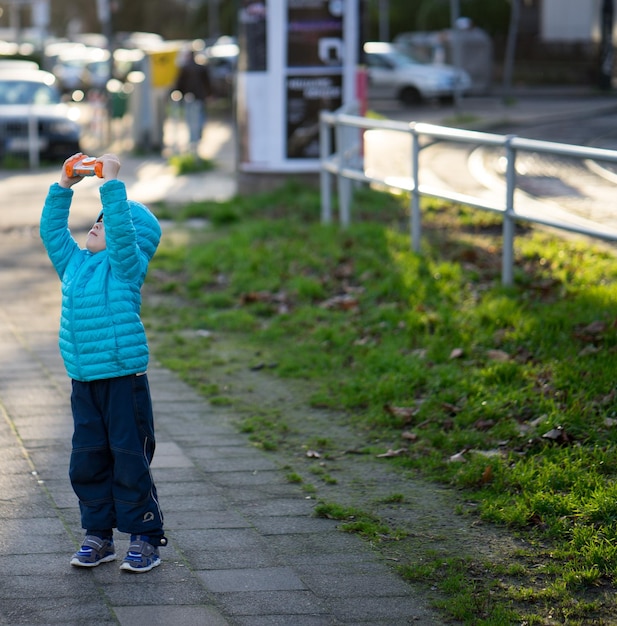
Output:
[287, 0, 344, 67]
[286, 73, 342, 159]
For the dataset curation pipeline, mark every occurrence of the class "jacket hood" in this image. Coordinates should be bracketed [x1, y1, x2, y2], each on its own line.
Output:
[128, 200, 161, 260]
[98, 200, 161, 260]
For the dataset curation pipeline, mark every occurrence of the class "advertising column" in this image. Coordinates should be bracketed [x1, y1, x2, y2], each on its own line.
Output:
[237, 0, 358, 186]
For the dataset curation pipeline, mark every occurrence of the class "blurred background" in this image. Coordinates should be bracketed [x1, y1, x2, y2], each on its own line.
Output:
[0, 1, 615, 171]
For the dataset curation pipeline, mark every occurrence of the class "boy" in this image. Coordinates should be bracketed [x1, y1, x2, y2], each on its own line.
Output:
[40, 153, 166, 573]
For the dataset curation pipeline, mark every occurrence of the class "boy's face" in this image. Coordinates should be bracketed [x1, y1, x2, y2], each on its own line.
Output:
[86, 215, 106, 253]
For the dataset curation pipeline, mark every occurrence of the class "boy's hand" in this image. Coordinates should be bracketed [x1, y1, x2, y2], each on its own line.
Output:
[59, 153, 85, 188]
[97, 154, 121, 181]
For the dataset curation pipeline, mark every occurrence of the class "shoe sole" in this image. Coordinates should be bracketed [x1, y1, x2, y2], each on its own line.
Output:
[119, 558, 161, 573]
[70, 554, 117, 568]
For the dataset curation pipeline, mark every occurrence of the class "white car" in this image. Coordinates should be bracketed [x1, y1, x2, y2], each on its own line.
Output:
[363, 41, 471, 105]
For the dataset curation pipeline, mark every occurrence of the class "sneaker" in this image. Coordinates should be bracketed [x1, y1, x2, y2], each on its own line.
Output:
[70, 535, 116, 568]
[120, 536, 161, 573]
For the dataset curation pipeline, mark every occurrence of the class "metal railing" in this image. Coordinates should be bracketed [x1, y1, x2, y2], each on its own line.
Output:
[320, 104, 617, 285]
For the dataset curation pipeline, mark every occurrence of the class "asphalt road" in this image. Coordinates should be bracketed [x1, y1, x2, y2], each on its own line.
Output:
[363, 98, 617, 237]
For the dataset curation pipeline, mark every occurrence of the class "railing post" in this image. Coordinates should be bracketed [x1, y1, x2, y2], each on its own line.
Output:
[410, 124, 421, 252]
[320, 112, 332, 224]
[502, 136, 517, 286]
[336, 119, 352, 228]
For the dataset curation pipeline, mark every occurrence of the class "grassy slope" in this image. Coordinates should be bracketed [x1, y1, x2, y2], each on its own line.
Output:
[143, 181, 617, 625]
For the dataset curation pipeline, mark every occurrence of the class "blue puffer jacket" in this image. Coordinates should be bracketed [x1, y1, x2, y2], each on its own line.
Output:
[40, 179, 161, 382]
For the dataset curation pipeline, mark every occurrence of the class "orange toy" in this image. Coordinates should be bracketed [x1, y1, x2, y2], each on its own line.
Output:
[65, 155, 104, 178]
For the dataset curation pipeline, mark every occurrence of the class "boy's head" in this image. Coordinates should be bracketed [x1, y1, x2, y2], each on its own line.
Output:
[86, 201, 161, 257]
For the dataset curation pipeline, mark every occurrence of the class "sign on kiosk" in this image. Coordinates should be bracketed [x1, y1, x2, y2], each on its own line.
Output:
[236, 0, 358, 181]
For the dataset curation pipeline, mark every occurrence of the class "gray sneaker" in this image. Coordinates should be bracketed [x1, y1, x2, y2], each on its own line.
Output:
[119, 536, 161, 573]
[70, 535, 116, 568]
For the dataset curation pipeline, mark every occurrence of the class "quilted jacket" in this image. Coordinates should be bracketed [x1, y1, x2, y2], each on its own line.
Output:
[40, 179, 161, 382]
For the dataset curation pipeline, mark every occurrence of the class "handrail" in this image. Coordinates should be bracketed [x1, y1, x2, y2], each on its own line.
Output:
[319, 104, 617, 286]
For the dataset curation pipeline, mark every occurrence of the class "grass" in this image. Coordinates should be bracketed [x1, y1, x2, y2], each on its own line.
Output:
[143, 179, 617, 624]
[168, 153, 214, 175]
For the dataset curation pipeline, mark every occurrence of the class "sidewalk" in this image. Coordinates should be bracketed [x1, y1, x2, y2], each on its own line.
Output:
[1, 88, 616, 626]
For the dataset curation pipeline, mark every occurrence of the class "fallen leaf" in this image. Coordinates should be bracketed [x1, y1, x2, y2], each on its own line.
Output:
[385, 404, 419, 422]
[449, 450, 467, 463]
[581, 320, 606, 335]
[481, 465, 493, 484]
[333, 261, 354, 279]
[306, 450, 321, 458]
[376, 448, 407, 458]
[574, 320, 607, 342]
[450, 348, 464, 359]
[401, 431, 418, 441]
[241, 291, 272, 304]
[542, 425, 571, 444]
[486, 349, 510, 362]
[578, 345, 600, 356]
[442, 402, 462, 415]
[320, 294, 359, 311]
[474, 419, 496, 431]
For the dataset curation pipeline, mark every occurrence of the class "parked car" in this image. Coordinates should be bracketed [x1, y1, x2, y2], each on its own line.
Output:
[51, 45, 111, 95]
[362, 41, 471, 105]
[0, 68, 81, 162]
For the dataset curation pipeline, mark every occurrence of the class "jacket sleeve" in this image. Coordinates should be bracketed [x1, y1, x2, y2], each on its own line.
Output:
[100, 179, 146, 284]
[39, 183, 81, 279]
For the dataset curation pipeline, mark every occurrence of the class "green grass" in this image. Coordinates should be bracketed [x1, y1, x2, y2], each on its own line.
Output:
[168, 153, 214, 175]
[142, 179, 617, 623]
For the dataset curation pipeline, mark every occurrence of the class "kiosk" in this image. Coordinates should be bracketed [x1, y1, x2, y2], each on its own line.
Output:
[236, 0, 360, 192]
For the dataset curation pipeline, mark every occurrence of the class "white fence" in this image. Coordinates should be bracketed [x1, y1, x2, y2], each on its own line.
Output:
[320, 104, 617, 286]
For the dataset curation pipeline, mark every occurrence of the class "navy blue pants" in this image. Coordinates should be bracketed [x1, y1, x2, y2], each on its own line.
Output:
[69, 374, 164, 536]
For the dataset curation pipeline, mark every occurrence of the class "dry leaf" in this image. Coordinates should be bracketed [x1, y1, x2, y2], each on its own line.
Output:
[320, 294, 359, 311]
[578, 345, 600, 356]
[401, 431, 418, 441]
[385, 404, 419, 422]
[486, 349, 510, 362]
[376, 448, 406, 458]
[542, 426, 571, 444]
[442, 402, 462, 414]
[581, 320, 606, 335]
[449, 348, 464, 359]
[449, 450, 467, 463]
[481, 465, 493, 484]
[474, 419, 496, 431]
[306, 450, 321, 458]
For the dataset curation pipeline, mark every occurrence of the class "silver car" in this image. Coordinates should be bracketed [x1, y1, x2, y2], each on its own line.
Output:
[363, 41, 471, 105]
[0, 66, 81, 163]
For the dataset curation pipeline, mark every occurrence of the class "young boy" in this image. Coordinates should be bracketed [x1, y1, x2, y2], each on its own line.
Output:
[40, 153, 166, 573]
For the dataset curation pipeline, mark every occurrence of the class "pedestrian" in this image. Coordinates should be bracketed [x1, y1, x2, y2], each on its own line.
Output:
[173, 48, 212, 150]
[39, 153, 166, 573]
